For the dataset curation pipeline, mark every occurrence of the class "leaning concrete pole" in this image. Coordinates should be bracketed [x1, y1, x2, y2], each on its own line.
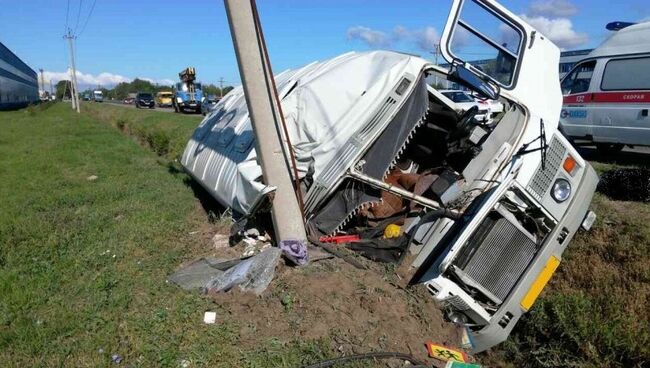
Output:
[223, 0, 307, 247]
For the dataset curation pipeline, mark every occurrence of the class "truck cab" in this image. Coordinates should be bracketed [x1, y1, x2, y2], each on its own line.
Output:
[173, 67, 204, 114]
[560, 22, 650, 152]
[181, 0, 598, 353]
[93, 90, 103, 102]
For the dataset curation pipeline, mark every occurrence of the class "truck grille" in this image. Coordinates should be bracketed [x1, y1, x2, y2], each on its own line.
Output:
[455, 216, 538, 302]
[528, 136, 566, 200]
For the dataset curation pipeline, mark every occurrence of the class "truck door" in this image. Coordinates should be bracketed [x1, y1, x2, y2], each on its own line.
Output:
[560, 60, 597, 138]
[440, 0, 563, 126]
[595, 56, 650, 145]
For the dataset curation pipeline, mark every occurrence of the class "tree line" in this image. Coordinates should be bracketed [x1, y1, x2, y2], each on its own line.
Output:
[55, 78, 234, 100]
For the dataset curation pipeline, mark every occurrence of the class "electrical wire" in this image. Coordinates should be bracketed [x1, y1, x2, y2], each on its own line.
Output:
[76, 0, 97, 37]
[64, 0, 71, 33]
[73, 0, 83, 35]
[302, 352, 428, 368]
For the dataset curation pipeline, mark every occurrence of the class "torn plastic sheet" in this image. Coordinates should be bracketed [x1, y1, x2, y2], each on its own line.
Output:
[168, 248, 281, 295]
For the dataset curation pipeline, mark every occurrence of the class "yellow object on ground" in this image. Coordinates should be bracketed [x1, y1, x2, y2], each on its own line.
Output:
[383, 224, 401, 238]
[520, 255, 561, 311]
[425, 342, 468, 362]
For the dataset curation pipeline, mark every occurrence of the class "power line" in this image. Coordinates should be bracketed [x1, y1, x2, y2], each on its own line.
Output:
[76, 0, 97, 37]
[73, 0, 83, 35]
[65, 0, 71, 33]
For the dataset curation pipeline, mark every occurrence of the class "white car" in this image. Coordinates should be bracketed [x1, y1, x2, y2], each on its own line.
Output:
[560, 21, 650, 152]
[182, 0, 598, 352]
[440, 89, 491, 122]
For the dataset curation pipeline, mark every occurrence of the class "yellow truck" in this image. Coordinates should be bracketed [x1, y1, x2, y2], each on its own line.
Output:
[155, 91, 173, 107]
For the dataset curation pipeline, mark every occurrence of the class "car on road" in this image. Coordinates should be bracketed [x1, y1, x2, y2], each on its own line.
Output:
[123, 97, 134, 104]
[182, 0, 598, 353]
[135, 92, 155, 109]
[440, 90, 491, 122]
[201, 94, 220, 115]
[156, 91, 173, 107]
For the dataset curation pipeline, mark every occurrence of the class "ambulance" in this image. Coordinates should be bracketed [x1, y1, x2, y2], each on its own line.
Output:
[560, 22, 650, 152]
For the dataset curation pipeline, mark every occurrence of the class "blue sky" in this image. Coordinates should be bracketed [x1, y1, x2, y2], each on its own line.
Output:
[1, 0, 649, 89]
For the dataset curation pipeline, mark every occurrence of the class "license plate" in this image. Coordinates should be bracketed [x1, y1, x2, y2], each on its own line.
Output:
[520, 256, 560, 311]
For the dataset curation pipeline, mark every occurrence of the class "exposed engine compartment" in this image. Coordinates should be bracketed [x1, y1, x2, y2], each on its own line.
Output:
[307, 73, 516, 264]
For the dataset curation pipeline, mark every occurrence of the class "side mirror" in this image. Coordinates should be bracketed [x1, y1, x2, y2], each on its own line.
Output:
[448, 62, 500, 100]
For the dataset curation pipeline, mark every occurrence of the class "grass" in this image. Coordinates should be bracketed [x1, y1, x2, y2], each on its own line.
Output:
[82, 103, 202, 160]
[2, 102, 648, 367]
[0, 103, 334, 367]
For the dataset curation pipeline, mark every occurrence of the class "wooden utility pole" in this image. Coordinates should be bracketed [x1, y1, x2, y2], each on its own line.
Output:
[223, 0, 307, 250]
[64, 29, 80, 113]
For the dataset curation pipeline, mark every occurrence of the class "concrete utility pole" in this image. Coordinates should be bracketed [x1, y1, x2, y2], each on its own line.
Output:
[223, 0, 307, 248]
[65, 29, 80, 113]
[218, 77, 225, 98]
[39, 68, 45, 98]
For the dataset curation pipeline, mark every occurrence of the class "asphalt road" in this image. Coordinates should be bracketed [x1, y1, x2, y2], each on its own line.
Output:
[103, 100, 203, 115]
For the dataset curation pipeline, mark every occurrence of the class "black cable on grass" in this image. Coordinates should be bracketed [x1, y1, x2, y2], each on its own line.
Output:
[303, 352, 428, 368]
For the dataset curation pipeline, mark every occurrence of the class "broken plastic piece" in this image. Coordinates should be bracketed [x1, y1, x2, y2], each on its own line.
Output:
[205, 248, 281, 295]
[319, 234, 361, 244]
[425, 342, 468, 363]
[279, 239, 309, 266]
[445, 362, 481, 368]
[203, 311, 217, 324]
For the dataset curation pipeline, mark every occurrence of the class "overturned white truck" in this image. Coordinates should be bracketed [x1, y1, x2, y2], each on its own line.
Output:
[181, 0, 598, 352]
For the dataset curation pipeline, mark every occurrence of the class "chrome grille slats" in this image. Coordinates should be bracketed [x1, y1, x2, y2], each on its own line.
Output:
[528, 136, 566, 200]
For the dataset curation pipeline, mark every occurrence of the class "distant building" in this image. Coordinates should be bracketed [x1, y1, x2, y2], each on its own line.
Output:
[0, 41, 39, 110]
[559, 49, 593, 79]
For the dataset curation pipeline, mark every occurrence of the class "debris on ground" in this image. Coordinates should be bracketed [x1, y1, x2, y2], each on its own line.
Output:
[445, 362, 481, 368]
[86, 175, 99, 181]
[280, 239, 309, 266]
[597, 168, 650, 202]
[211, 234, 229, 249]
[203, 311, 217, 324]
[206, 248, 281, 294]
[425, 342, 468, 363]
[111, 354, 122, 364]
[169, 248, 281, 295]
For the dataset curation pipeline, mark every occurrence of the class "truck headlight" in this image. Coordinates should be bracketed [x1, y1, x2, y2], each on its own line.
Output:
[176, 97, 183, 103]
[552, 179, 571, 202]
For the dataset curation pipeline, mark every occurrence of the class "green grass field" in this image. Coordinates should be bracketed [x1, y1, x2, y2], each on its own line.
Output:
[0, 103, 333, 367]
[1, 103, 648, 367]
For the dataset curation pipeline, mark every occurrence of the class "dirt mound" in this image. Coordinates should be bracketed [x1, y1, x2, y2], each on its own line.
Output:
[207, 252, 461, 362]
[597, 168, 650, 202]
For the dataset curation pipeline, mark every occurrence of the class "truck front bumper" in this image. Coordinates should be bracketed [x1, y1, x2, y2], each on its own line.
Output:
[468, 164, 599, 353]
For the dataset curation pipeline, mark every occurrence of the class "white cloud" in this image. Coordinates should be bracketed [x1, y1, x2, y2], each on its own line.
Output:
[347, 25, 441, 51]
[521, 15, 588, 49]
[346, 26, 391, 48]
[528, 0, 578, 18]
[43, 68, 174, 88]
[413, 27, 440, 52]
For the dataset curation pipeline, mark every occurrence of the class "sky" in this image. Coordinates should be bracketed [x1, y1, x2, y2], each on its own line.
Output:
[1, 0, 649, 90]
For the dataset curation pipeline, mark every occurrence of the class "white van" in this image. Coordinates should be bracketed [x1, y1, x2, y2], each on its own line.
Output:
[560, 22, 650, 152]
[182, 0, 598, 352]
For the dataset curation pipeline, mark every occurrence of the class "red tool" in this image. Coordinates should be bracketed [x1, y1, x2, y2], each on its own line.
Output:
[319, 234, 361, 244]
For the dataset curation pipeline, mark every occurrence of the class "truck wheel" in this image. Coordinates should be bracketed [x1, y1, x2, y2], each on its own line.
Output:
[596, 143, 624, 155]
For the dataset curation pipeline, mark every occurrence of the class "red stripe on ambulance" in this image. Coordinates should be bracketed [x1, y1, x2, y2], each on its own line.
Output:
[564, 91, 650, 104]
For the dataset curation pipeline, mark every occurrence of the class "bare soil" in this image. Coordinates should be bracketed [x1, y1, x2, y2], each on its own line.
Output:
[188, 219, 463, 365]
